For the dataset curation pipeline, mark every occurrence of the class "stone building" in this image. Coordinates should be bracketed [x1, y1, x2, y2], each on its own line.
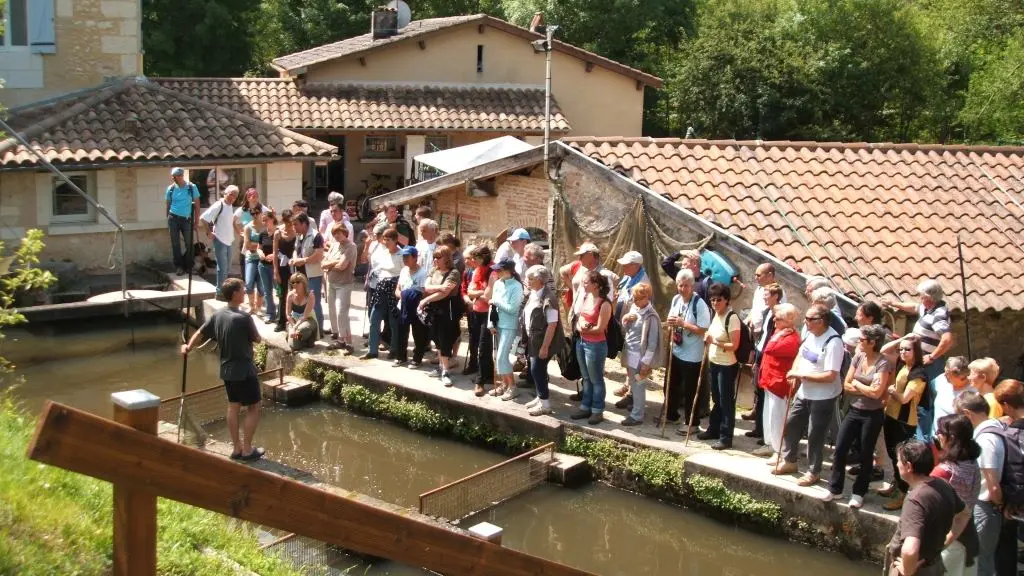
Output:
[371, 138, 1024, 375]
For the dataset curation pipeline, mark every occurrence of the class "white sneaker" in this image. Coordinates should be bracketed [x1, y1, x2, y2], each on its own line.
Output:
[529, 403, 552, 416]
[822, 491, 837, 502]
[440, 373, 453, 387]
[525, 397, 541, 409]
[500, 388, 520, 401]
[849, 494, 864, 509]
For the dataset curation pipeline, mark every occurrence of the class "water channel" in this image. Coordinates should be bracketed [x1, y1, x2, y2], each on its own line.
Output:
[10, 321, 877, 576]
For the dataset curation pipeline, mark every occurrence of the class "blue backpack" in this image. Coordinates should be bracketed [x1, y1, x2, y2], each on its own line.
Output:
[701, 249, 739, 286]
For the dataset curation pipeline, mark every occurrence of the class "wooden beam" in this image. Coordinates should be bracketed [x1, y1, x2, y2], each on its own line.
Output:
[369, 146, 545, 210]
[478, 23, 485, 33]
[358, 57, 366, 67]
[27, 402, 594, 576]
[111, 393, 159, 576]
[584, 62, 594, 73]
[418, 40, 426, 50]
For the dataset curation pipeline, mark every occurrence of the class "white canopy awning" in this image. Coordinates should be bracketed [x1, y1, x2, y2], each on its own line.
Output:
[415, 136, 535, 175]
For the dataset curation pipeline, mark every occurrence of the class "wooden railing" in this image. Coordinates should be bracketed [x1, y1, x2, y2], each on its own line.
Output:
[27, 392, 594, 576]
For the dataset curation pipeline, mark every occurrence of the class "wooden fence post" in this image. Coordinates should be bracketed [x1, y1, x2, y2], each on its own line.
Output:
[111, 390, 160, 576]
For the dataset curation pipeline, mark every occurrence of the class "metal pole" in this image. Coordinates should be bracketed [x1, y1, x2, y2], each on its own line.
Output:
[956, 233, 973, 360]
[543, 26, 554, 177]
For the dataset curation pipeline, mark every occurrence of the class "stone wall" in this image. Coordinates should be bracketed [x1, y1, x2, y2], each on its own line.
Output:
[434, 170, 552, 244]
[944, 309, 1024, 379]
[42, 228, 169, 269]
[1, 0, 142, 108]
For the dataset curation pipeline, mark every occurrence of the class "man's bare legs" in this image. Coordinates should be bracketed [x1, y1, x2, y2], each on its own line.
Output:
[226, 402, 242, 454]
[225, 402, 261, 456]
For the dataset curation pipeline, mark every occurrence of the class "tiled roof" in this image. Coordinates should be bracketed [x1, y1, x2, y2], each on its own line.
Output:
[0, 78, 337, 169]
[271, 14, 663, 89]
[566, 137, 1024, 312]
[152, 77, 571, 133]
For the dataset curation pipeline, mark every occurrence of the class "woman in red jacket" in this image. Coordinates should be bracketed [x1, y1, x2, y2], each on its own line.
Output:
[758, 303, 801, 466]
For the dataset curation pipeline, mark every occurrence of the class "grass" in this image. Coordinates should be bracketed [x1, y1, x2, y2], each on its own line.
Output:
[0, 395, 302, 576]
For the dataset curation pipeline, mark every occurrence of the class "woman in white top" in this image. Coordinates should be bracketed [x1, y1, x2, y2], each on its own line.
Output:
[362, 228, 402, 360]
[392, 245, 429, 367]
[700, 282, 742, 450]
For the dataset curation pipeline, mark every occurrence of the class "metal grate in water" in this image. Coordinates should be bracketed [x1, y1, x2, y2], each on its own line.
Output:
[418, 443, 555, 523]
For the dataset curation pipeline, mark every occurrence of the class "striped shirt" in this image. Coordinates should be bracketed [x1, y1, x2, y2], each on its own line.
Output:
[913, 301, 951, 354]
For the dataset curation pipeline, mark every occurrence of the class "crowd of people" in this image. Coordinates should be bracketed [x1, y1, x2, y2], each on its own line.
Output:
[168, 168, 1022, 576]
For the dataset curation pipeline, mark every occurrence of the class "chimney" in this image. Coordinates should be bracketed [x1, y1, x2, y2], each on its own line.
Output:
[529, 12, 544, 33]
[371, 7, 399, 39]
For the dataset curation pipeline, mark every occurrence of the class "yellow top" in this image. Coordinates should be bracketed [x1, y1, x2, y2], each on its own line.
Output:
[708, 311, 740, 366]
[985, 392, 1003, 419]
[884, 366, 926, 426]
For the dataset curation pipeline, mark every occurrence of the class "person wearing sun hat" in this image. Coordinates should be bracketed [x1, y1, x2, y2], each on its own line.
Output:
[488, 257, 524, 399]
[560, 242, 619, 318]
[496, 227, 531, 277]
[612, 250, 650, 403]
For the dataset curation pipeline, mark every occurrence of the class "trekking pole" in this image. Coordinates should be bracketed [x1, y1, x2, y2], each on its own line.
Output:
[683, 343, 710, 447]
[774, 382, 796, 474]
[657, 328, 673, 438]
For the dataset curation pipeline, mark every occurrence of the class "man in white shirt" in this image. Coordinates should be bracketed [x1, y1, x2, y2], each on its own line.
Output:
[496, 228, 530, 277]
[774, 303, 844, 487]
[932, 356, 974, 431]
[200, 185, 240, 297]
[743, 263, 785, 424]
[318, 192, 353, 248]
[560, 242, 619, 317]
[416, 218, 439, 276]
[958, 390, 1006, 576]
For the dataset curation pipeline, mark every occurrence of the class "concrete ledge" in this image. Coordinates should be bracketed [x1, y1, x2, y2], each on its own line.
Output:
[547, 453, 591, 488]
[260, 375, 314, 407]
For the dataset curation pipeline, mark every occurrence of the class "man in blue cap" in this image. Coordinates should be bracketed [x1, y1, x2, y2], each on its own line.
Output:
[165, 167, 200, 276]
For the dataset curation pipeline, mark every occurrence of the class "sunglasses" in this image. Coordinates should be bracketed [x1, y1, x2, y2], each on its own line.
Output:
[805, 315, 823, 321]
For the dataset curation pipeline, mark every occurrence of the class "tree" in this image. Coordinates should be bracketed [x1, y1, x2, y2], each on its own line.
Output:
[960, 31, 1024, 143]
[0, 230, 56, 380]
[142, 0, 263, 77]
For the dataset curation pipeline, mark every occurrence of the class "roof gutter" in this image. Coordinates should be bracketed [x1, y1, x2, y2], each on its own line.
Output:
[553, 141, 861, 311]
[0, 155, 338, 173]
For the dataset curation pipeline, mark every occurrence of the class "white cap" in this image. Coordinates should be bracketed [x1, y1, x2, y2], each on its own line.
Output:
[617, 251, 643, 265]
[842, 327, 861, 348]
[221, 184, 239, 198]
[574, 242, 599, 256]
[509, 228, 531, 242]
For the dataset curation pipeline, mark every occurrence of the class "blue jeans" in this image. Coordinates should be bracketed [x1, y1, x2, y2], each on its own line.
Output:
[244, 259, 260, 293]
[308, 275, 324, 332]
[916, 360, 944, 442]
[529, 355, 551, 400]
[167, 214, 193, 270]
[576, 339, 608, 414]
[708, 362, 739, 444]
[258, 261, 276, 318]
[212, 237, 232, 294]
[367, 298, 396, 358]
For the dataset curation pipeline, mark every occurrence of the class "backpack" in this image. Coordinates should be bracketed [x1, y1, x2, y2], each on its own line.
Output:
[981, 424, 1024, 512]
[725, 311, 754, 365]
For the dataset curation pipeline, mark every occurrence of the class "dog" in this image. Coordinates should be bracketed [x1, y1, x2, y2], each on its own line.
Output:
[191, 241, 215, 275]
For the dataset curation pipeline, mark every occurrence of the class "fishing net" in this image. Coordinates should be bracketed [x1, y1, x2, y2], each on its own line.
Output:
[418, 443, 555, 523]
[158, 369, 283, 446]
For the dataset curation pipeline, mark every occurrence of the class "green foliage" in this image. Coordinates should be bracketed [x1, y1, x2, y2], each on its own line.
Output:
[0, 230, 56, 378]
[560, 432, 683, 489]
[253, 342, 268, 372]
[686, 473, 782, 527]
[960, 31, 1024, 142]
[0, 395, 300, 576]
[142, 0, 263, 76]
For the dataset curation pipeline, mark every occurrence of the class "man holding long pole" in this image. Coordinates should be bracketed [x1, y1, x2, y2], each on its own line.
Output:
[659, 269, 711, 436]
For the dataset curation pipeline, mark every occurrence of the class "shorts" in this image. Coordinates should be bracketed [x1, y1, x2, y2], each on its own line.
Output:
[223, 375, 261, 406]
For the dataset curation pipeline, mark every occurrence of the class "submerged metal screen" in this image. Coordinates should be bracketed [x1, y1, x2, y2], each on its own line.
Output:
[418, 442, 556, 523]
[158, 368, 281, 446]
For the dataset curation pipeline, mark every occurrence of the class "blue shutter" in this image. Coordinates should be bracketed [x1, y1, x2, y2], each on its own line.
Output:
[28, 0, 56, 54]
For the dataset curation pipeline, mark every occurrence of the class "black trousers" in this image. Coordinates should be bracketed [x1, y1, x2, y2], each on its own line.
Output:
[466, 309, 483, 367]
[392, 316, 428, 362]
[470, 312, 494, 383]
[275, 266, 291, 329]
[828, 407, 884, 496]
[882, 416, 916, 493]
[665, 355, 701, 423]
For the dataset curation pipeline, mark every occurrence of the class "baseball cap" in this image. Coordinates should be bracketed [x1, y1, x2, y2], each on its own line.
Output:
[170, 167, 185, 177]
[398, 246, 418, 257]
[574, 242, 599, 256]
[509, 228, 531, 242]
[842, 327, 861, 348]
[617, 251, 643, 265]
[490, 258, 516, 271]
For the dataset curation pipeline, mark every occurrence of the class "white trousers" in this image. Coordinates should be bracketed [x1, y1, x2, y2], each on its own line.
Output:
[764, 390, 788, 453]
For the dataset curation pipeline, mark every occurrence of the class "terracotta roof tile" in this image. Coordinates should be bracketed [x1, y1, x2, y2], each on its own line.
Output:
[153, 77, 570, 133]
[271, 14, 662, 88]
[0, 78, 336, 169]
[566, 137, 1024, 312]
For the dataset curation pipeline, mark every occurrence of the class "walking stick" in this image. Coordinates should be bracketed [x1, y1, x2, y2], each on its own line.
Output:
[774, 382, 796, 475]
[683, 343, 710, 447]
[657, 332, 674, 438]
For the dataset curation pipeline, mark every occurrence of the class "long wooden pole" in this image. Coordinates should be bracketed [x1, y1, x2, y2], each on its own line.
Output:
[683, 344, 709, 447]
[657, 330, 673, 438]
[956, 233, 973, 360]
[27, 402, 594, 576]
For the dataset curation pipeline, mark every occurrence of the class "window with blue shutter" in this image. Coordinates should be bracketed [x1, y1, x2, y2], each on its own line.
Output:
[28, 0, 55, 54]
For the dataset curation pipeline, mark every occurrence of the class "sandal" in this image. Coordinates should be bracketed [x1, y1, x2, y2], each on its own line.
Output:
[613, 385, 629, 397]
[239, 447, 265, 461]
[229, 450, 242, 460]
